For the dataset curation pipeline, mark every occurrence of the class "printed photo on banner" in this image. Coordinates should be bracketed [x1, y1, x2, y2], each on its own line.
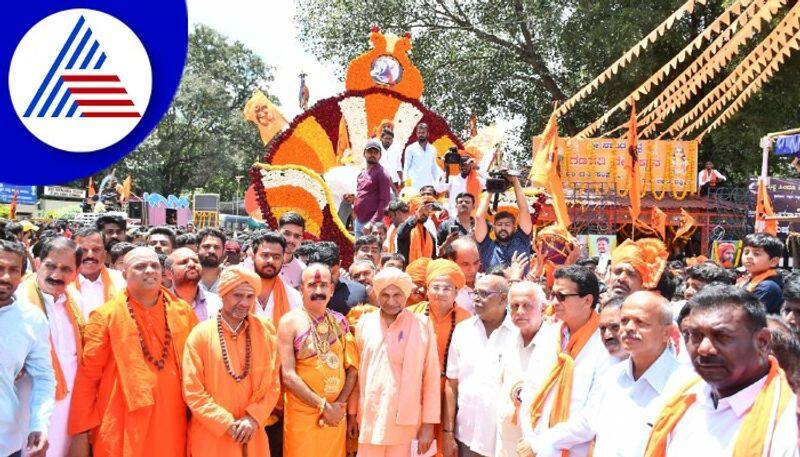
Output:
[588, 234, 616, 257]
[712, 240, 742, 269]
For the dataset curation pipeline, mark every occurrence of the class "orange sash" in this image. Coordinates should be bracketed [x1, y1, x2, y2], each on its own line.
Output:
[73, 266, 120, 303]
[529, 311, 599, 456]
[23, 276, 83, 400]
[385, 224, 398, 253]
[644, 357, 792, 457]
[465, 170, 481, 200]
[739, 269, 779, 293]
[408, 224, 433, 263]
[270, 276, 291, 324]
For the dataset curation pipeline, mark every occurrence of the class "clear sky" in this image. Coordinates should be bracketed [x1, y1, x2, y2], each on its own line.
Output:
[187, 0, 343, 120]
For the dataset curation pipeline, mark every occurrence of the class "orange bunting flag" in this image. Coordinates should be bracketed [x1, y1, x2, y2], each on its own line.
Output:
[755, 177, 778, 236]
[336, 117, 351, 164]
[529, 111, 571, 228]
[626, 101, 642, 222]
[651, 206, 667, 240]
[243, 90, 288, 146]
[87, 177, 96, 198]
[8, 190, 18, 221]
[673, 208, 697, 241]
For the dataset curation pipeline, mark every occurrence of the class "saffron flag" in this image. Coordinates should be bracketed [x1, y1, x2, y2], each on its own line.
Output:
[244, 90, 288, 146]
[87, 177, 96, 198]
[529, 111, 571, 228]
[651, 206, 667, 240]
[626, 101, 642, 222]
[119, 175, 132, 202]
[673, 208, 696, 242]
[755, 177, 778, 236]
[8, 191, 18, 220]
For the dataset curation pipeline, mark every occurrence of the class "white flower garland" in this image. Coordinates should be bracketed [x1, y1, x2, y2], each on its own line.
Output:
[392, 101, 423, 148]
[339, 97, 368, 166]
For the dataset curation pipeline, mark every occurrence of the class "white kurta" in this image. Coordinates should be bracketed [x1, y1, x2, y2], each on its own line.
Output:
[77, 269, 125, 320]
[520, 322, 613, 457]
[254, 281, 303, 323]
[534, 348, 696, 457]
[446, 314, 516, 456]
[279, 257, 306, 289]
[665, 375, 799, 457]
[495, 328, 543, 457]
[43, 292, 78, 457]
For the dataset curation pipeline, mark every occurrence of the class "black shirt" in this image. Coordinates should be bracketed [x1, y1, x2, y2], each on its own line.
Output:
[396, 216, 438, 262]
[327, 277, 369, 315]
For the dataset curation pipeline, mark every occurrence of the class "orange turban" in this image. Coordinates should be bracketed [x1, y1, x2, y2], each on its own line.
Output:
[406, 257, 432, 285]
[610, 238, 668, 290]
[373, 267, 414, 298]
[425, 258, 466, 290]
[217, 265, 262, 297]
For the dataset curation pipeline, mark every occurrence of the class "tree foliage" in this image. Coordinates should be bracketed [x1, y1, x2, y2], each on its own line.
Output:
[295, 0, 800, 182]
[89, 25, 273, 199]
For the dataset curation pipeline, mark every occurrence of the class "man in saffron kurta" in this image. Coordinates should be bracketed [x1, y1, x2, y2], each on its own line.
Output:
[408, 259, 470, 456]
[19, 237, 82, 457]
[644, 285, 797, 456]
[68, 247, 197, 457]
[277, 263, 359, 457]
[183, 266, 281, 457]
[350, 268, 440, 456]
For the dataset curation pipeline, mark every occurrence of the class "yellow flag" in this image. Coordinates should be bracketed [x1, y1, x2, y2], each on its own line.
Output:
[529, 111, 571, 228]
[243, 90, 288, 145]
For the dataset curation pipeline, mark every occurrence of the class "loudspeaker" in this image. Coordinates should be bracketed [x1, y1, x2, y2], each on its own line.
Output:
[128, 201, 143, 219]
[193, 193, 220, 211]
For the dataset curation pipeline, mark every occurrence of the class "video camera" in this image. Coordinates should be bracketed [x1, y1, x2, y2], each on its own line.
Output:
[485, 169, 519, 210]
[442, 147, 470, 183]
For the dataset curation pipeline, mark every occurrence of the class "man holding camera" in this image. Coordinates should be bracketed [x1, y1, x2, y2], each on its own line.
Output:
[396, 196, 440, 264]
[436, 150, 485, 217]
[474, 174, 533, 271]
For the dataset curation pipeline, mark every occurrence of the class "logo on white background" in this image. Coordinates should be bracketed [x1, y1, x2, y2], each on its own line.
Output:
[8, 9, 152, 152]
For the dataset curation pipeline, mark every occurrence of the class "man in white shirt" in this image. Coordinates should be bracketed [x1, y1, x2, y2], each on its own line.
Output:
[597, 296, 629, 363]
[0, 240, 53, 457]
[495, 281, 547, 457]
[443, 274, 516, 456]
[167, 247, 222, 322]
[196, 227, 226, 294]
[697, 161, 726, 196]
[278, 211, 307, 289]
[19, 237, 82, 457]
[645, 284, 798, 456]
[379, 127, 403, 191]
[72, 227, 125, 320]
[534, 291, 695, 456]
[403, 122, 441, 192]
[435, 157, 485, 216]
[519, 266, 613, 457]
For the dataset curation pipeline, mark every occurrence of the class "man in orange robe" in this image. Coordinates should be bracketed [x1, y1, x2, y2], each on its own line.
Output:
[276, 263, 358, 457]
[183, 265, 281, 457]
[68, 247, 197, 457]
[408, 259, 470, 456]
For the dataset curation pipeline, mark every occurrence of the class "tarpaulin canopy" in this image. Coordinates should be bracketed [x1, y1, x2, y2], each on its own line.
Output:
[775, 134, 800, 157]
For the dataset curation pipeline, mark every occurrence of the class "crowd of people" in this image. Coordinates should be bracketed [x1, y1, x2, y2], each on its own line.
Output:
[2, 160, 800, 457]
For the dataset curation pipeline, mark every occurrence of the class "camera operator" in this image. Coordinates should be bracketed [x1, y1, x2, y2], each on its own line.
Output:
[435, 150, 485, 216]
[396, 196, 439, 263]
[474, 173, 533, 271]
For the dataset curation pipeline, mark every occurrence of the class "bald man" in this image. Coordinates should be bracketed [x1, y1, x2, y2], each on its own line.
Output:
[443, 236, 482, 314]
[533, 291, 694, 457]
[69, 247, 197, 457]
[277, 264, 358, 457]
[167, 247, 222, 322]
[495, 282, 547, 457]
[443, 274, 515, 456]
[349, 268, 439, 456]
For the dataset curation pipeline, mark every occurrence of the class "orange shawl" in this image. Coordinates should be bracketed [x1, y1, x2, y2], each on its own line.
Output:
[409, 224, 434, 263]
[644, 356, 792, 457]
[740, 269, 779, 293]
[385, 224, 398, 253]
[270, 276, 291, 324]
[23, 276, 83, 400]
[73, 266, 121, 303]
[529, 311, 600, 456]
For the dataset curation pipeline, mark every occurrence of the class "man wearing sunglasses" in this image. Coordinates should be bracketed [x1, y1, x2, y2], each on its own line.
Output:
[442, 274, 515, 457]
[519, 265, 612, 457]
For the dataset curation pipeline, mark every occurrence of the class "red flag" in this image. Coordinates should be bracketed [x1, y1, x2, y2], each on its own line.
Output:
[626, 101, 642, 222]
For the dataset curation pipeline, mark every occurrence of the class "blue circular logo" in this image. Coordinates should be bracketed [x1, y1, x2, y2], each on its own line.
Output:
[3, 0, 187, 184]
